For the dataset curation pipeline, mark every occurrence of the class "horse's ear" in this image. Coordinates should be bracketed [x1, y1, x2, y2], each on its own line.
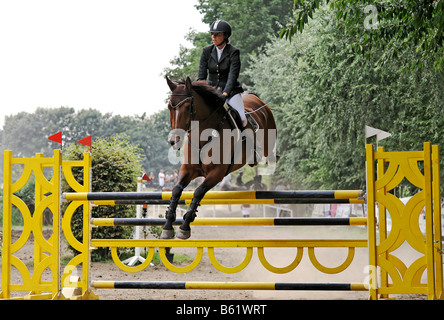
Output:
[185, 77, 192, 94]
[166, 76, 177, 92]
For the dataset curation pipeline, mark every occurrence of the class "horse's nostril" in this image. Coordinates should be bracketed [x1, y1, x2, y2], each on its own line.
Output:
[169, 140, 175, 146]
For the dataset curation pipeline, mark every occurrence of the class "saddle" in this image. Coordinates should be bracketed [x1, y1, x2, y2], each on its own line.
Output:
[223, 102, 259, 133]
[223, 102, 261, 169]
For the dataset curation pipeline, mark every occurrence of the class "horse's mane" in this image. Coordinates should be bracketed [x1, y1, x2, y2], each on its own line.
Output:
[176, 79, 226, 109]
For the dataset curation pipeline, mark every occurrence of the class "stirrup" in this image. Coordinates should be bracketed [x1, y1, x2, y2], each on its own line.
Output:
[246, 114, 259, 132]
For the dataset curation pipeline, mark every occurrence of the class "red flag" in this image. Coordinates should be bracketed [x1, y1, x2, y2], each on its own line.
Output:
[142, 172, 151, 181]
[48, 131, 62, 144]
[78, 135, 91, 147]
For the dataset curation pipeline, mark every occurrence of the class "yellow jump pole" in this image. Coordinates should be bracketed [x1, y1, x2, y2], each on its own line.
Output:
[63, 190, 364, 202]
[92, 281, 368, 291]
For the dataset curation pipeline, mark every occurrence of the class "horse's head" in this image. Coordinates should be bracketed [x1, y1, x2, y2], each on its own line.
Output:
[166, 76, 195, 150]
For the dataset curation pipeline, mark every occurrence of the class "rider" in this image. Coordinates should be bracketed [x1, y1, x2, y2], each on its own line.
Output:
[197, 19, 247, 129]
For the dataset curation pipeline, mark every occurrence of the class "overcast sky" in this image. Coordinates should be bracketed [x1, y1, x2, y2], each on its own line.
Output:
[0, 0, 207, 128]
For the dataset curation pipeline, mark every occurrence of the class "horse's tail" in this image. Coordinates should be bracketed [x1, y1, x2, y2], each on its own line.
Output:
[242, 93, 279, 167]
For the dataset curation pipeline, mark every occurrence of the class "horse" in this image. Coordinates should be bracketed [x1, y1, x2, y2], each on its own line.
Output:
[161, 76, 279, 239]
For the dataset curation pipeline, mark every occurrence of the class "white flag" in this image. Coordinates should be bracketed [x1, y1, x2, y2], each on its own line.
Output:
[365, 125, 391, 141]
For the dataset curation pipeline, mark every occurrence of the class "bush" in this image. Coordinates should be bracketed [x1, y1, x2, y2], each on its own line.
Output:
[63, 134, 143, 261]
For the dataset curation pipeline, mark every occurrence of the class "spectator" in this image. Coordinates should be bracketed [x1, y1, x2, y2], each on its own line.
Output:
[165, 171, 174, 188]
[236, 172, 244, 187]
[241, 204, 250, 218]
[147, 171, 155, 188]
[253, 175, 266, 191]
[158, 169, 165, 190]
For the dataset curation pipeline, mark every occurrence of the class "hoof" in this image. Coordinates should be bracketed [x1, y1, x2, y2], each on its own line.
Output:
[176, 228, 191, 240]
[160, 229, 175, 239]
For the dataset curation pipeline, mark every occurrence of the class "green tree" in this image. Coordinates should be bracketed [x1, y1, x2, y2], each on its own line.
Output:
[1, 107, 77, 157]
[0, 107, 177, 181]
[124, 109, 179, 174]
[248, 5, 444, 190]
[165, 30, 211, 80]
[280, 0, 444, 71]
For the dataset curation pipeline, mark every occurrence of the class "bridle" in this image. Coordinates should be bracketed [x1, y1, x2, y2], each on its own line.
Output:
[168, 91, 228, 151]
[168, 93, 193, 110]
[168, 93, 195, 133]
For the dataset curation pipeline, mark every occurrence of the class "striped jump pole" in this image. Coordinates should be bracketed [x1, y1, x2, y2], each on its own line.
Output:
[89, 199, 363, 205]
[63, 190, 365, 204]
[91, 217, 368, 227]
[92, 281, 368, 291]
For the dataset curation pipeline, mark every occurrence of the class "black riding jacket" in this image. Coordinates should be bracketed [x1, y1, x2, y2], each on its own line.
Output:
[197, 44, 244, 98]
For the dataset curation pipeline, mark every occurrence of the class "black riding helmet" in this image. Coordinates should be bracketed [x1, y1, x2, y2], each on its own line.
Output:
[209, 20, 232, 38]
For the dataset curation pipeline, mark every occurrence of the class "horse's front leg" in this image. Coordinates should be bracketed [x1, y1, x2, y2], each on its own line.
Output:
[176, 173, 224, 240]
[161, 172, 194, 239]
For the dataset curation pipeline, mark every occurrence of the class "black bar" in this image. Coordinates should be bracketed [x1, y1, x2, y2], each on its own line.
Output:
[273, 199, 352, 204]
[108, 218, 354, 226]
[112, 218, 183, 226]
[256, 190, 336, 199]
[273, 218, 352, 226]
[113, 200, 186, 205]
[112, 281, 353, 290]
[114, 281, 186, 289]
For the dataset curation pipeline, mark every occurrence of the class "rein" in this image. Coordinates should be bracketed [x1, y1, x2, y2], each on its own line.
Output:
[245, 103, 268, 114]
[169, 93, 195, 133]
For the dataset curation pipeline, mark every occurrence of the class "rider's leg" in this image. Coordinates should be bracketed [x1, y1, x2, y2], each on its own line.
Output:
[226, 93, 247, 127]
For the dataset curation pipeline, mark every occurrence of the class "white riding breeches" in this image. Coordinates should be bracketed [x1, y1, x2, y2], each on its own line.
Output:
[227, 93, 246, 122]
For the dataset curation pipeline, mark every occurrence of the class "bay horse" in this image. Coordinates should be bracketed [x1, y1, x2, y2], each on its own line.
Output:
[162, 76, 278, 239]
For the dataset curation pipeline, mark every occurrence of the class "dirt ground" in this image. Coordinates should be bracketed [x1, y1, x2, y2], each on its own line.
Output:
[1, 205, 427, 300]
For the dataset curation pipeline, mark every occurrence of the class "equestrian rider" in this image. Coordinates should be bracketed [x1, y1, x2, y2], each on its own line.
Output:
[197, 20, 247, 128]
